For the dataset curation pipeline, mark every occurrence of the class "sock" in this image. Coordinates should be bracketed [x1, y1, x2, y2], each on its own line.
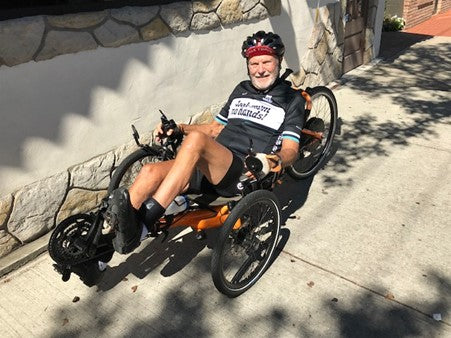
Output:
[139, 198, 166, 233]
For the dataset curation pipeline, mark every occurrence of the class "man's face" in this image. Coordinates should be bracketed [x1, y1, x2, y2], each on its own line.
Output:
[247, 54, 280, 91]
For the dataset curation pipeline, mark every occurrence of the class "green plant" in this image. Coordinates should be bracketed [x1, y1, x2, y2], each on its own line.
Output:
[383, 15, 405, 31]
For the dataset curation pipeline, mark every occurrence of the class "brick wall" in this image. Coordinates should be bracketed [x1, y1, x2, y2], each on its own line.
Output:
[403, 0, 434, 28]
[437, 0, 451, 12]
[402, 0, 450, 28]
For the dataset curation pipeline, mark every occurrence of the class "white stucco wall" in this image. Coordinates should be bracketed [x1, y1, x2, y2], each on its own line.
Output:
[0, 0, 351, 195]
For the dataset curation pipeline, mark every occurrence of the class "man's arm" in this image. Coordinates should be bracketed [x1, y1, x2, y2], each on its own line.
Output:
[156, 120, 225, 141]
[178, 120, 225, 138]
[270, 138, 299, 169]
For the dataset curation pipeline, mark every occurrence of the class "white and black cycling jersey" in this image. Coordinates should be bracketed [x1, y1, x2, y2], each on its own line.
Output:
[215, 78, 305, 158]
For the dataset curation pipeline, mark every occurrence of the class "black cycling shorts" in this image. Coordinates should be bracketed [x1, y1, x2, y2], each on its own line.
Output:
[188, 153, 244, 197]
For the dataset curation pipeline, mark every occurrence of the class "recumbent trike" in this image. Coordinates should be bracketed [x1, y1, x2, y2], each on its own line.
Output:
[48, 77, 338, 298]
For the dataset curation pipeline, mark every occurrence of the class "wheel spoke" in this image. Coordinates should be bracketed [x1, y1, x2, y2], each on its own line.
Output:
[288, 87, 337, 179]
[212, 192, 281, 296]
[231, 256, 255, 284]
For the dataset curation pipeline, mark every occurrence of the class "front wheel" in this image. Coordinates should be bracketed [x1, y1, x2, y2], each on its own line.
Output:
[288, 86, 338, 180]
[211, 190, 281, 297]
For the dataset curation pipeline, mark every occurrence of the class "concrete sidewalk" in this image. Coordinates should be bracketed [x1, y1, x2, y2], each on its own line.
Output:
[1, 37, 450, 337]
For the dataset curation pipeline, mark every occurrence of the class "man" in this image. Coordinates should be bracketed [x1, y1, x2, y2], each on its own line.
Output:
[107, 31, 305, 254]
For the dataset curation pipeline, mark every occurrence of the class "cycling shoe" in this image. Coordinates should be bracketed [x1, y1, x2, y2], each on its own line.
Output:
[106, 187, 142, 254]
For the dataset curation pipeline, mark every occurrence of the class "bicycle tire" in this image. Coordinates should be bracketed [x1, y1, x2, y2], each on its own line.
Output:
[108, 146, 164, 194]
[211, 190, 281, 297]
[287, 86, 338, 180]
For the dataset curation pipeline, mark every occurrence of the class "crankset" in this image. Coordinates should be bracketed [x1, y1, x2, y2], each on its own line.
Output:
[48, 213, 113, 266]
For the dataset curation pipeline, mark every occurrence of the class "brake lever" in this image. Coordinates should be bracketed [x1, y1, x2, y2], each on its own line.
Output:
[244, 138, 263, 179]
[131, 124, 143, 147]
[159, 109, 177, 134]
[247, 138, 254, 156]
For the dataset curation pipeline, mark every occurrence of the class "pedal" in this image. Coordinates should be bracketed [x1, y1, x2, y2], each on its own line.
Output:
[53, 264, 72, 282]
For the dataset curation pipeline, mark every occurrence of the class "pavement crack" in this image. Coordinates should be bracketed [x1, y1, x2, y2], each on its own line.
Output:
[280, 249, 451, 326]
[409, 142, 451, 153]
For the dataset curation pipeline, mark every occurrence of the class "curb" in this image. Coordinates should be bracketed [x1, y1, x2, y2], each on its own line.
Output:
[0, 232, 50, 278]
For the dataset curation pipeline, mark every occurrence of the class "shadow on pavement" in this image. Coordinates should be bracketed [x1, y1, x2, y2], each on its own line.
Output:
[322, 40, 450, 189]
[321, 270, 450, 338]
[97, 227, 218, 291]
[379, 31, 433, 61]
[274, 174, 314, 225]
[49, 252, 293, 338]
[49, 263, 450, 337]
[112, 254, 295, 337]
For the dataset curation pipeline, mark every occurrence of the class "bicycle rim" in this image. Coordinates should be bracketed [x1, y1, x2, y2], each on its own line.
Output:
[108, 148, 162, 193]
[214, 192, 280, 296]
[289, 87, 337, 178]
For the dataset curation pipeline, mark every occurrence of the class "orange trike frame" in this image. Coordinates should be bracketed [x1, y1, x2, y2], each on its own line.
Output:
[159, 204, 241, 233]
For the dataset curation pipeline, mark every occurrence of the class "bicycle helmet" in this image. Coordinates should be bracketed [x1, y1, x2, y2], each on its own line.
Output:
[241, 31, 285, 59]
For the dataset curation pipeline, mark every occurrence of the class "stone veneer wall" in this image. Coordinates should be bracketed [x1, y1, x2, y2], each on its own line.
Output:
[0, 0, 281, 67]
[0, 0, 382, 259]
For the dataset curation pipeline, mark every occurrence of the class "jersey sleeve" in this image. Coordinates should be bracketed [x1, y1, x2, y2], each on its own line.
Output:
[215, 105, 229, 126]
[281, 93, 305, 143]
[214, 83, 243, 126]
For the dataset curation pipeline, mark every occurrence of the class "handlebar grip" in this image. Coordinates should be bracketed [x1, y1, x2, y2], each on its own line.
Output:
[245, 156, 263, 173]
[159, 110, 183, 141]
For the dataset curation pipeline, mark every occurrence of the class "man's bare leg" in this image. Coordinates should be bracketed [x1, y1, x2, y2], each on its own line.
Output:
[128, 160, 174, 210]
[152, 130, 233, 208]
[127, 131, 232, 210]
[107, 131, 232, 254]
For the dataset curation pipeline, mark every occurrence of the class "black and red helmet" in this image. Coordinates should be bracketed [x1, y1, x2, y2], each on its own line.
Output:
[241, 31, 285, 59]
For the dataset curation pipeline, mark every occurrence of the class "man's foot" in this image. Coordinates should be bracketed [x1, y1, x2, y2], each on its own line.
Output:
[106, 187, 142, 254]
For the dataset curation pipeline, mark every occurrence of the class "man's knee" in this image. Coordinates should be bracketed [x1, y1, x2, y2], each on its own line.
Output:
[139, 163, 165, 183]
[140, 163, 155, 177]
[182, 131, 209, 152]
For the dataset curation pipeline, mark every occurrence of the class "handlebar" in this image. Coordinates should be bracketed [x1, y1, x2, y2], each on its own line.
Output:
[159, 110, 178, 134]
[157, 110, 183, 159]
[129, 110, 183, 160]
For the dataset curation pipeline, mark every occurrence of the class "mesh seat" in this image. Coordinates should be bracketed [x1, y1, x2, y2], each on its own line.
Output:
[185, 192, 241, 207]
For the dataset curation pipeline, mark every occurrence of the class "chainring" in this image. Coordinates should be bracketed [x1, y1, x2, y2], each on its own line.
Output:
[48, 214, 96, 266]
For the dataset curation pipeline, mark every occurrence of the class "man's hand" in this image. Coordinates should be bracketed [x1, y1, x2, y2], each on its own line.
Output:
[244, 153, 281, 179]
[155, 122, 183, 143]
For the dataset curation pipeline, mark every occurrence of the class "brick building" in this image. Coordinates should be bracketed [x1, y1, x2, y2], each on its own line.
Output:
[385, 0, 451, 28]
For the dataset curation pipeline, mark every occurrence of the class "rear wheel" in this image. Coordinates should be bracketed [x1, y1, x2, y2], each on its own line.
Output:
[211, 190, 281, 297]
[288, 86, 338, 179]
[108, 147, 163, 193]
